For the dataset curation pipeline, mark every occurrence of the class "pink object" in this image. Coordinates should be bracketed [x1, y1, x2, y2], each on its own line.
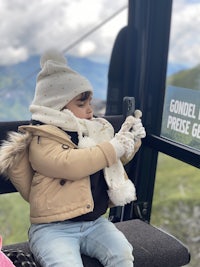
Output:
[0, 236, 15, 267]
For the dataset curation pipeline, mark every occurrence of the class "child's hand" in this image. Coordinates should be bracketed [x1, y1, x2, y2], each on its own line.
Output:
[119, 115, 135, 133]
[131, 118, 146, 140]
[110, 131, 135, 159]
[131, 110, 146, 141]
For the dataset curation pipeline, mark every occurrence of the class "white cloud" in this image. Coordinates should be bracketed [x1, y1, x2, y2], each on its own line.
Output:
[78, 41, 96, 57]
[0, 0, 128, 66]
[168, 0, 200, 67]
[0, 0, 199, 68]
[0, 46, 28, 65]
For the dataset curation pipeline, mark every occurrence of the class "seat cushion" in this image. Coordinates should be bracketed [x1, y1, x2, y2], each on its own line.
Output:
[116, 219, 190, 267]
[3, 219, 190, 267]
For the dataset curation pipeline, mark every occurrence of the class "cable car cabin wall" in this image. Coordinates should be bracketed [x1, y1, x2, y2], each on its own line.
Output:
[0, 0, 197, 266]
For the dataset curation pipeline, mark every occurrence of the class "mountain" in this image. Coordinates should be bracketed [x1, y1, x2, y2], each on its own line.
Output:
[0, 57, 199, 121]
[0, 55, 108, 121]
[167, 64, 200, 90]
[166, 62, 188, 76]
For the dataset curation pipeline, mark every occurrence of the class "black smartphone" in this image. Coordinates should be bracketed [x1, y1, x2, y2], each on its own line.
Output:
[123, 97, 135, 117]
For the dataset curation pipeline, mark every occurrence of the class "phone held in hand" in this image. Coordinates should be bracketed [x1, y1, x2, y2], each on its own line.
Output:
[123, 97, 135, 117]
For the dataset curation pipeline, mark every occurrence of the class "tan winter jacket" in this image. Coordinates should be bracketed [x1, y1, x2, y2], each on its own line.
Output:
[0, 124, 140, 224]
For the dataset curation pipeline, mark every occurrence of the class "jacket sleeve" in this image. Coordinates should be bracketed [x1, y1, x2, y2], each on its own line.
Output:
[29, 135, 117, 181]
[8, 148, 34, 201]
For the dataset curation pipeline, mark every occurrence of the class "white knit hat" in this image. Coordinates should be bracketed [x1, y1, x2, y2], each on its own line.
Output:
[29, 49, 93, 112]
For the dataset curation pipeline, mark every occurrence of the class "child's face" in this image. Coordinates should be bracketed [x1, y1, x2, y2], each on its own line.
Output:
[64, 93, 93, 120]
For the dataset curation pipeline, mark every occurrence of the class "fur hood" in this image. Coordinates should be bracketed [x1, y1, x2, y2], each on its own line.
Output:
[0, 131, 32, 177]
[0, 131, 34, 201]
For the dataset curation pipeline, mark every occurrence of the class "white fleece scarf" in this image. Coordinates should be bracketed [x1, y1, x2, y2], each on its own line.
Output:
[30, 105, 137, 206]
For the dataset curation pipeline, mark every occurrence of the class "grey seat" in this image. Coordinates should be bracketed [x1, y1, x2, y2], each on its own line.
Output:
[3, 219, 190, 267]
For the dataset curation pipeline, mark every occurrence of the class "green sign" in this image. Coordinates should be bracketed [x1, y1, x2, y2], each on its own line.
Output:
[161, 86, 200, 150]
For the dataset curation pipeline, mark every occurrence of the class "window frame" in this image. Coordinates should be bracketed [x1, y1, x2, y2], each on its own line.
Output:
[106, 0, 199, 222]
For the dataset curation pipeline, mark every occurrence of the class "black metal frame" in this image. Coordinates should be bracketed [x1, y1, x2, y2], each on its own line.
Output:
[106, 0, 199, 222]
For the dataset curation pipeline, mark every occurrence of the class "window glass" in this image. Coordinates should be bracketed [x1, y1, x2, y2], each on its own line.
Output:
[0, 1, 128, 121]
[161, 0, 200, 150]
[151, 153, 200, 267]
[152, 1, 200, 267]
[161, 85, 200, 150]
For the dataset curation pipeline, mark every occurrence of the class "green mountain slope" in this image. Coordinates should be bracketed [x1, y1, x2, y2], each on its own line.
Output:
[167, 64, 200, 90]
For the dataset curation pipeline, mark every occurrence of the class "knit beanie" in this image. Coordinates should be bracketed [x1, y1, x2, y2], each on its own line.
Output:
[29, 49, 93, 112]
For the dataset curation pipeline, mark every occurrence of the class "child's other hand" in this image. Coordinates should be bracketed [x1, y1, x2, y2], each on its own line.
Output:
[131, 118, 146, 140]
[119, 116, 135, 133]
[131, 110, 146, 141]
[110, 131, 135, 159]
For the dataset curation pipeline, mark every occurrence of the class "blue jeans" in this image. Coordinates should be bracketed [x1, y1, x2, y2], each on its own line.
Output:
[28, 217, 134, 267]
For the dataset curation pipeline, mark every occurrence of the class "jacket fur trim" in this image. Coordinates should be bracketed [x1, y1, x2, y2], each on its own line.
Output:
[0, 131, 32, 176]
[0, 131, 34, 201]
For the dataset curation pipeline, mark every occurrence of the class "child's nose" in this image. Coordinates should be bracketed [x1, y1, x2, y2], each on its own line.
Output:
[87, 104, 93, 113]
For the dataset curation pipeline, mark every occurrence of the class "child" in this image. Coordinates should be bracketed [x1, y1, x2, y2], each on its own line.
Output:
[0, 50, 145, 267]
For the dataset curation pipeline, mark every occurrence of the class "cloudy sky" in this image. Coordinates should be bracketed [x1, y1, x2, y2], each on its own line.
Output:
[0, 0, 199, 67]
